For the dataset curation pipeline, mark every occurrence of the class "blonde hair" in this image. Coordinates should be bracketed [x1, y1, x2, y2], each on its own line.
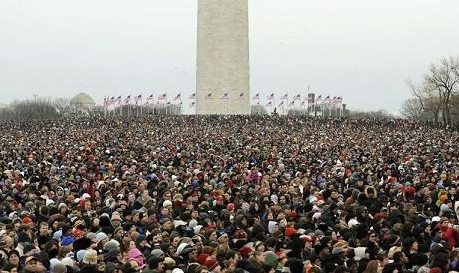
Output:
[364, 260, 380, 273]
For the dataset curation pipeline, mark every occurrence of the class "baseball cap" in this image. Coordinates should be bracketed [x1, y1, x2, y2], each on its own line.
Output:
[25, 255, 38, 264]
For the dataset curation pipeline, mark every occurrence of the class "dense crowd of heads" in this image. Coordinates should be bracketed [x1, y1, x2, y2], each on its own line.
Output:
[1, 115, 459, 273]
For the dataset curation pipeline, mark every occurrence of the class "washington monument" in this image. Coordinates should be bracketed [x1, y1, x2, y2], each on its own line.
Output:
[196, 0, 251, 115]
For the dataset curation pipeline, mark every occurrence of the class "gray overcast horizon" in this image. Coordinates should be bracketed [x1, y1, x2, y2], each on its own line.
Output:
[1, 0, 458, 115]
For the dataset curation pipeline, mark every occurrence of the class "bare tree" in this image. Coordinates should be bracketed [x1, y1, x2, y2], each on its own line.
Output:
[405, 56, 459, 124]
[11, 98, 60, 120]
[0, 108, 16, 121]
[401, 98, 424, 120]
[53, 97, 70, 115]
[424, 56, 459, 125]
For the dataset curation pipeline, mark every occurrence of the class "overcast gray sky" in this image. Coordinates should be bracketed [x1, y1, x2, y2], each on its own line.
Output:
[1, 0, 458, 115]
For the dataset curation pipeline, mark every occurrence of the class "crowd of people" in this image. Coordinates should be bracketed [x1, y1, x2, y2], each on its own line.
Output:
[0, 115, 459, 273]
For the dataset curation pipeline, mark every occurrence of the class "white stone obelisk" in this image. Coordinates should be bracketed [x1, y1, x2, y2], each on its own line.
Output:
[196, 0, 250, 115]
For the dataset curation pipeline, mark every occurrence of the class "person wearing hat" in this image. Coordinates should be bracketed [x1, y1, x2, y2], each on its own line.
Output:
[15, 232, 31, 257]
[429, 253, 449, 273]
[50, 262, 67, 273]
[112, 227, 124, 241]
[159, 218, 173, 233]
[151, 249, 165, 260]
[103, 262, 119, 273]
[174, 243, 197, 269]
[128, 247, 146, 270]
[389, 217, 403, 236]
[300, 235, 315, 261]
[142, 256, 164, 273]
[204, 257, 220, 272]
[79, 249, 99, 273]
[7, 249, 21, 271]
[173, 220, 188, 236]
[110, 213, 123, 230]
[23, 254, 45, 273]
[95, 232, 109, 247]
[136, 234, 151, 258]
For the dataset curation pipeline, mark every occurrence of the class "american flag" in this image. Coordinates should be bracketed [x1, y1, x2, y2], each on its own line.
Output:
[253, 93, 259, 100]
[173, 93, 181, 101]
[189, 101, 195, 108]
[134, 94, 142, 102]
[280, 94, 288, 100]
[324, 95, 331, 103]
[238, 93, 244, 100]
[109, 96, 115, 105]
[220, 93, 228, 99]
[146, 94, 154, 101]
[189, 93, 196, 100]
[205, 93, 212, 100]
[157, 93, 167, 100]
[289, 100, 295, 107]
[278, 101, 284, 107]
[293, 94, 301, 101]
[124, 95, 131, 104]
[267, 93, 274, 100]
[266, 101, 272, 106]
[116, 95, 122, 104]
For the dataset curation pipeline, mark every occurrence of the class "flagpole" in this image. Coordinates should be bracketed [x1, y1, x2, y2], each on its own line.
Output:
[314, 96, 318, 117]
[119, 98, 122, 116]
[104, 97, 107, 117]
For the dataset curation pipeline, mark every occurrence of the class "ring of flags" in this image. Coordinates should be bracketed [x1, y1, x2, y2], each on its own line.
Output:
[103, 92, 343, 111]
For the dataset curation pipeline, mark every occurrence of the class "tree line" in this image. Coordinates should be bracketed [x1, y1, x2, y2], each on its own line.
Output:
[0, 97, 78, 121]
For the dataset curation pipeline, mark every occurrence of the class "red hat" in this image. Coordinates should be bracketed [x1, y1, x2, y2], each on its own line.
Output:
[197, 253, 209, 265]
[216, 195, 224, 201]
[405, 187, 415, 196]
[429, 268, 442, 273]
[227, 203, 235, 211]
[78, 199, 86, 209]
[300, 235, 315, 243]
[286, 210, 298, 221]
[22, 217, 34, 226]
[239, 246, 253, 259]
[204, 258, 219, 270]
[375, 212, 388, 219]
[73, 229, 85, 238]
[285, 227, 297, 237]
